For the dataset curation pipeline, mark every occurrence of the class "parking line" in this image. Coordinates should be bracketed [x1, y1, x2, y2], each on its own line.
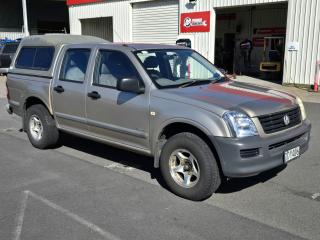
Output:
[12, 191, 29, 240]
[13, 190, 122, 240]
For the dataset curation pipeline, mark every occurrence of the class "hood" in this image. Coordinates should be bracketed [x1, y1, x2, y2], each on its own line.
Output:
[155, 81, 297, 117]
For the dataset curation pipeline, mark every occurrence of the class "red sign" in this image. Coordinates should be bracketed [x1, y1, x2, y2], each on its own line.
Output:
[253, 37, 265, 47]
[180, 11, 211, 33]
[254, 27, 286, 35]
[67, 0, 102, 6]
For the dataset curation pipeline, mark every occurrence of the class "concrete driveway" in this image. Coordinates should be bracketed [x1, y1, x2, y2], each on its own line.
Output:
[0, 76, 320, 240]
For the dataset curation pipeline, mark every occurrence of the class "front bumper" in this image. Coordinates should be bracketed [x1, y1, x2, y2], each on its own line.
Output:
[5, 103, 13, 115]
[0, 68, 9, 74]
[213, 120, 311, 178]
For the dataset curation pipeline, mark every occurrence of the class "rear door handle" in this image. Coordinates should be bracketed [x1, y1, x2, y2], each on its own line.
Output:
[87, 91, 101, 100]
[54, 85, 65, 93]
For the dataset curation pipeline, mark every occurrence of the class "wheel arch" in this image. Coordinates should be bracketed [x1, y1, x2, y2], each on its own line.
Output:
[22, 96, 53, 130]
[153, 120, 223, 175]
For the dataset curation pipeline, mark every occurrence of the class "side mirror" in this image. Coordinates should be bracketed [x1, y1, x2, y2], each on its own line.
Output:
[218, 68, 227, 75]
[117, 78, 145, 94]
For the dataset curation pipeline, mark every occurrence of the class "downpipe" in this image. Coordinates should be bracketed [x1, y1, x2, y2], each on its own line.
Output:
[314, 60, 320, 92]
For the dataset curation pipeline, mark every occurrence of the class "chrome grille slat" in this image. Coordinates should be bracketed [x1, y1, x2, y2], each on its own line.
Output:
[258, 107, 301, 134]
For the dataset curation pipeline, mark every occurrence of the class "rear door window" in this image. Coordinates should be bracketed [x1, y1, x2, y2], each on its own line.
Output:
[59, 49, 91, 83]
[16, 47, 55, 70]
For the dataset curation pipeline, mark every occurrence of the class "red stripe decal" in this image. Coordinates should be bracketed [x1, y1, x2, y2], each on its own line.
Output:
[206, 84, 291, 104]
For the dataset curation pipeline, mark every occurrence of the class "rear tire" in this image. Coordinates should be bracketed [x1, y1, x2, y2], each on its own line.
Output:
[160, 132, 221, 201]
[25, 104, 59, 149]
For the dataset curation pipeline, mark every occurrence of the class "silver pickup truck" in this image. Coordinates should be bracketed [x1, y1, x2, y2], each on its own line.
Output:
[6, 35, 311, 201]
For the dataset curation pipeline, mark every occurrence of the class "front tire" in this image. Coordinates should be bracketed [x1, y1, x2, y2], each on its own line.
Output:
[26, 104, 59, 149]
[160, 132, 221, 201]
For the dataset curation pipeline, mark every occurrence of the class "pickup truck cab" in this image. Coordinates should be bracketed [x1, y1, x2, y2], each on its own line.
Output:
[6, 35, 311, 201]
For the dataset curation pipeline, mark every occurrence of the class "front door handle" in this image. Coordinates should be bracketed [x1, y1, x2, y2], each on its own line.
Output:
[87, 91, 101, 100]
[54, 85, 65, 93]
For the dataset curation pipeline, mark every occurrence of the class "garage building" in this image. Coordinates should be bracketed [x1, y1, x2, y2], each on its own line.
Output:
[0, 0, 69, 39]
[68, 0, 320, 87]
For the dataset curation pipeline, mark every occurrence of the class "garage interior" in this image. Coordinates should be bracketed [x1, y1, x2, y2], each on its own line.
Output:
[81, 17, 114, 42]
[214, 3, 288, 83]
[0, 0, 69, 37]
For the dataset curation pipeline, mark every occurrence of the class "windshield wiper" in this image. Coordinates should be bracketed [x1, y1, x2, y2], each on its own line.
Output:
[211, 76, 227, 84]
[178, 80, 213, 88]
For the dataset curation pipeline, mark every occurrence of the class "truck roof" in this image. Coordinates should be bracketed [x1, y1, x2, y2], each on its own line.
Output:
[20, 34, 108, 47]
[9, 35, 186, 78]
[112, 43, 187, 51]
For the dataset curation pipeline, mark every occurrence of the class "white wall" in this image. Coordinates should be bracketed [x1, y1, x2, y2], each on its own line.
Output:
[0, 31, 25, 39]
[69, 0, 132, 42]
[179, 0, 215, 62]
[284, 0, 320, 85]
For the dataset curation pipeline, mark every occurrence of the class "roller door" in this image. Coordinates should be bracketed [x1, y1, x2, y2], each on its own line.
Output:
[81, 17, 113, 42]
[132, 0, 179, 45]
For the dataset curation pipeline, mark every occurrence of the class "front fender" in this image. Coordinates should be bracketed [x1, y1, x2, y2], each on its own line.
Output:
[150, 102, 229, 167]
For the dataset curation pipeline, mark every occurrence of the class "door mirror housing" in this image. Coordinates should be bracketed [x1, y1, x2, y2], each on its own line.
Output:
[117, 78, 145, 94]
[218, 68, 227, 75]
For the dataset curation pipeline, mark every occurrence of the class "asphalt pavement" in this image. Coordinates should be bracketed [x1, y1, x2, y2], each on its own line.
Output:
[0, 93, 320, 239]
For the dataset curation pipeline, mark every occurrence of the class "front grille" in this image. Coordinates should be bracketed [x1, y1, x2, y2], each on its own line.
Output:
[269, 133, 305, 150]
[240, 148, 260, 158]
[258, 107, 301, 134]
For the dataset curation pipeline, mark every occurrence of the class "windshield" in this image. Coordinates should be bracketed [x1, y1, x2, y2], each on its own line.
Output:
[135, 49, 224, 88]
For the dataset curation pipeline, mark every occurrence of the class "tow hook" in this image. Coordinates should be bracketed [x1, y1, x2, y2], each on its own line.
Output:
[5, 104, 13, 115]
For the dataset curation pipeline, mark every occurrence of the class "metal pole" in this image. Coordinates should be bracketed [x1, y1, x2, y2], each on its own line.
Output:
[315, 60, 320, 92]
[22, 0, 30, 36]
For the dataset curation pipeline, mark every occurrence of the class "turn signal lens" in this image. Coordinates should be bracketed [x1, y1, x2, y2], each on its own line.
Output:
[296, 97, 307, 121]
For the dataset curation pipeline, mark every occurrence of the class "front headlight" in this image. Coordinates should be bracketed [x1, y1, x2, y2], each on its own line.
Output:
[296, 97, 307, 121]
[223, 111, 258, 138]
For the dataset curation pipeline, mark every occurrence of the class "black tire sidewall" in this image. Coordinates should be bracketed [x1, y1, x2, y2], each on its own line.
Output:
[160, 133, 220, 201]
[25, 104, 58, 149]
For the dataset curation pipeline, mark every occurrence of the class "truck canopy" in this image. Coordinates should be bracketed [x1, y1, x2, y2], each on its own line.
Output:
[9, 34, 109, 78]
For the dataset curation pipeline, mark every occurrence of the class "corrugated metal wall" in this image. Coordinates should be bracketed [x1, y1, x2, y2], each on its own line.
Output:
[132, 0, 179, 45]
[0, 32, 24, 39]
[179, 0, 215, 62]
[69, 0, 132, 42]
[284, 0, 320, 85]
[81, 17, 113, 42]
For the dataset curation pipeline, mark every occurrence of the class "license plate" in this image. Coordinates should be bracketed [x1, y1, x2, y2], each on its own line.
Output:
[284, 146, 300, 163]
